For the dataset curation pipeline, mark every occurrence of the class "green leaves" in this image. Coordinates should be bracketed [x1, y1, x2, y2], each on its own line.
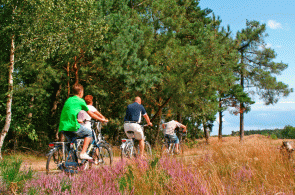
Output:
[236, 20, 292, 105]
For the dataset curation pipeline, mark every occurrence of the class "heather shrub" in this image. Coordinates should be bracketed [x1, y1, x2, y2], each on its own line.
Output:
[5, 136, 295, 194]
[22, 161, 127, 194]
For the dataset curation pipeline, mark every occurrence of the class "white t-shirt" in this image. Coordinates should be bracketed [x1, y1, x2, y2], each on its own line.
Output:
[163, 120, 182, 135]
[77, 105, 98, 130]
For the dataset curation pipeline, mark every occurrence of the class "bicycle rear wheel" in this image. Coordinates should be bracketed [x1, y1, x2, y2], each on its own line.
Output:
[144, 141, 152, 158]
[161, 143, 170, 156]
[46, 146, 63, 175]
[121, 141, 135, 160]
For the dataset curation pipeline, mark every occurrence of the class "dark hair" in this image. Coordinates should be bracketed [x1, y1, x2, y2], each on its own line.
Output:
[72, 83, 84, 95]
[84, 95, 93, 105]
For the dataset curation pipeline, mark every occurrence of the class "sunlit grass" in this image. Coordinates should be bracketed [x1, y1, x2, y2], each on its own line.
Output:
[1, 135, 295, 194]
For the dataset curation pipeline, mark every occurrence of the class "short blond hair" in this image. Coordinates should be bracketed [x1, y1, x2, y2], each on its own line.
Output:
[72, 83, 84, 95]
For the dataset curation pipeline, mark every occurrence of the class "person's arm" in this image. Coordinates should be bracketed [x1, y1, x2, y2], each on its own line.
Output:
[143, 113, 152, 126]
[94, 111, 105, 120]
[87, 111, 108, 123]
[180, 124, 187, 132]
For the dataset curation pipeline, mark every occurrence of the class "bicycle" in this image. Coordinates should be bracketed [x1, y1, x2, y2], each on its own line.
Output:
[77, 120, 113, 163]
[120, 124, 152, 160]
[46, 123, 113, 174]
[161, 129, 186, 156]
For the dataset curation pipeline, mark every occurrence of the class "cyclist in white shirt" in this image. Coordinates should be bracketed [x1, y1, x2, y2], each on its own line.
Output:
[77, 95, 108, 126]
[162, 120, 186, 154]
[77, 95, 108, 164]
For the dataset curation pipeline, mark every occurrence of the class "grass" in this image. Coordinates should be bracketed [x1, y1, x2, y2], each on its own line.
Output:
[0, 156, 34, 194]
[1, 135, 295, 194]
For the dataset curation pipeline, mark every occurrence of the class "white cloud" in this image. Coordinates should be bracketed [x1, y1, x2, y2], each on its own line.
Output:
[267, 20, 282, 29]
[259, 43, 282, 50]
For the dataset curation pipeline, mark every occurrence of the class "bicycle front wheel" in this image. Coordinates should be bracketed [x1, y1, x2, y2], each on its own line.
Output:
[144, 141, 152, 158]
[92, 144, 113, 166]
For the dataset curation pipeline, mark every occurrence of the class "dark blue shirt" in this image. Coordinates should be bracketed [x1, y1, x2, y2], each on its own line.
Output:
[124, 102, 147, 123]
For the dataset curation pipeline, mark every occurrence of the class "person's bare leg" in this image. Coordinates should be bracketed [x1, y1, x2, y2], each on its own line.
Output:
[139, 139, 144, 158]
[175, 143, 179, 153]
[81, 137, 91, 154]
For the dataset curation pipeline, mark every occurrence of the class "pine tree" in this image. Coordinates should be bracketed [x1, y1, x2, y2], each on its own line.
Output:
[235, 20, 293, 142]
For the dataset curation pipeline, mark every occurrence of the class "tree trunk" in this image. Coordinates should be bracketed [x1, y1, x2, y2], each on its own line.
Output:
[73, 56, 79, 84]
[150, 96, 171, 123]
[0, 34, 15, 159]
[218, 98, 223, 141]
[51, 84, 62, 140]
[177, 112, 182, 123]
[203, 117, 210, 144]
[67, 62, 70, 98]
[203, 123, 210, 144]
[240, 53, 245, 142]
[240, 102, 244, 142]
[155, 107, 162, 142]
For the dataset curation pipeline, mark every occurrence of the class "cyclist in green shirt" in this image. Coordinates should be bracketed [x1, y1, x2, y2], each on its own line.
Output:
[59, 83, 108, 160]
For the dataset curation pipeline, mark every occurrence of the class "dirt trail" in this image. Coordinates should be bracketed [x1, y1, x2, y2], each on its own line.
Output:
[22, 156, 122, 173]
[21, 135, 285, 172]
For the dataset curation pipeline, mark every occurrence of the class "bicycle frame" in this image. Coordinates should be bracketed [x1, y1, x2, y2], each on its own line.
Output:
[162, 129, 186, 155]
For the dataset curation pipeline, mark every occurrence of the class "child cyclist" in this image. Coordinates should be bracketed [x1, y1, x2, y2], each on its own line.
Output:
[59, 84, 108, 160]
[77, 95, 107, 130]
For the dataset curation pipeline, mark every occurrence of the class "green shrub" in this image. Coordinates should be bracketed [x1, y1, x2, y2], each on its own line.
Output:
[270, 134, 278, 140]
[0, 156, 34, 192]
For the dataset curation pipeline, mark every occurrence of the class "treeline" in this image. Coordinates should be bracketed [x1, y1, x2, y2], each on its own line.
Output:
[231, 125, 295, 139]
[0, 0, 291, 153]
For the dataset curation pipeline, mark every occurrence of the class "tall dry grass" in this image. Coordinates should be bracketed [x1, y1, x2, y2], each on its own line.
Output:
[127, 135, 295, 194]
[3, 135, 295, 194]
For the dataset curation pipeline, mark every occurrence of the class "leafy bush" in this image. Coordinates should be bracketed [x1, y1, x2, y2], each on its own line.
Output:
[270, 133, 278, 140]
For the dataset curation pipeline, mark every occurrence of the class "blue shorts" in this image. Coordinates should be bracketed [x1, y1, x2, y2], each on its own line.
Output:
[61, 125, 92, 142]
[165, 134, 179, 144]
[75, 124, 92, 138]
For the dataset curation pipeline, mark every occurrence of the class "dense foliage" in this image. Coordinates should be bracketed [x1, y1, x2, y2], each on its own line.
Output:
[0, 0, 292, 152]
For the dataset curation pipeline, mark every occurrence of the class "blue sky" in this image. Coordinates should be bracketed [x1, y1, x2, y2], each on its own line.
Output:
[198, 0, 295, 135]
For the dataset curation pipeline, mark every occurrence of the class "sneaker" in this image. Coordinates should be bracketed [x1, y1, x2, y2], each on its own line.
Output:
[80, 153, 93, 160]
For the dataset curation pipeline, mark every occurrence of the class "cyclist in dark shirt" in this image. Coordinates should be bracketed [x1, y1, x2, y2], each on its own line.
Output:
[124, 96, 152, 158]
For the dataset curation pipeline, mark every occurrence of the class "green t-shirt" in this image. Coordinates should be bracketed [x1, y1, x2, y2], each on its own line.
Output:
[59, 96, 89, 132]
